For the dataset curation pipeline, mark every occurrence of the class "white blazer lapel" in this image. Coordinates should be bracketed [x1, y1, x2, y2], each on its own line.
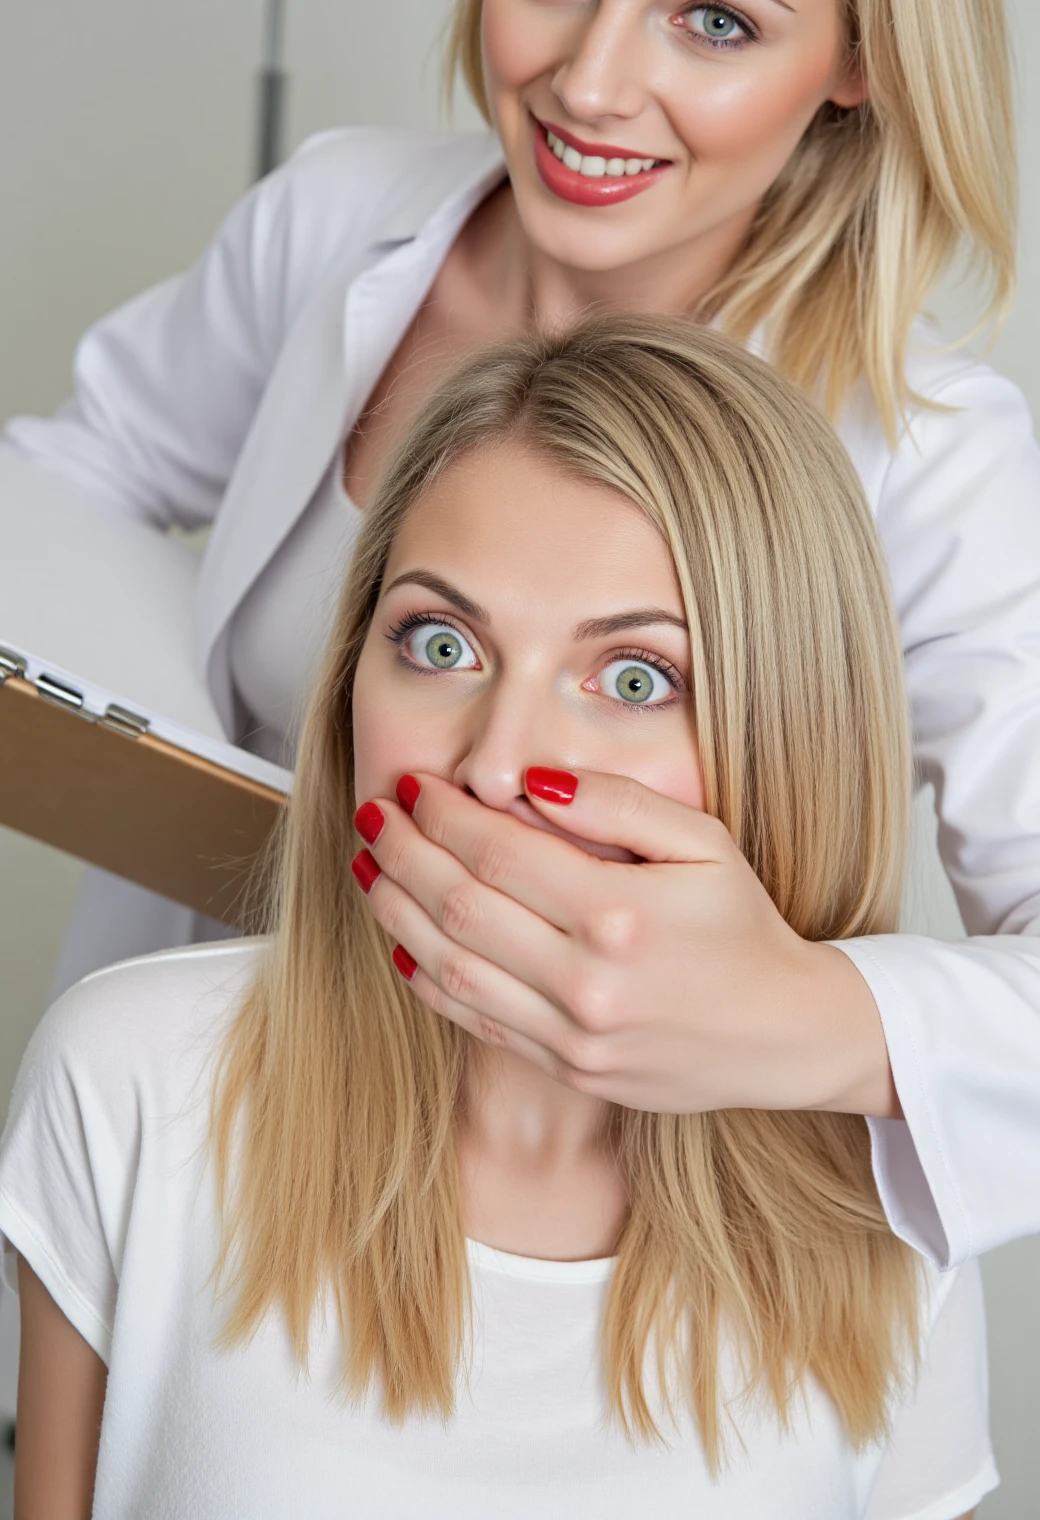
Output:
[196, 141, 507, 733]
[194, 253, 358, 729]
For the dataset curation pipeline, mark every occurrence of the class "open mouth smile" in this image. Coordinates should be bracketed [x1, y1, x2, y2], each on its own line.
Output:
[531, 116, 673, 207]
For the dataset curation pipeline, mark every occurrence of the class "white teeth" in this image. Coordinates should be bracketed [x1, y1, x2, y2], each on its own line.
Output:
[545, 129, 661, 180]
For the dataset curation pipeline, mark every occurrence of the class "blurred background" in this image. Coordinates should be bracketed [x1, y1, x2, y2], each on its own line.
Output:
[0, 1, 1037, 1513]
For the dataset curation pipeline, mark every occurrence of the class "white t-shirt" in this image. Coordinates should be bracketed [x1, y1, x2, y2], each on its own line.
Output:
[0, 943, 998, 1519]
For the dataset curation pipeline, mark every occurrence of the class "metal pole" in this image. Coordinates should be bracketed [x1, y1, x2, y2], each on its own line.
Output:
[255, 0, 288, 180]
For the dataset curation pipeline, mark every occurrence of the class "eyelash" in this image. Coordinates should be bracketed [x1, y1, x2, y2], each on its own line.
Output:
[386, 615, 686, 707]
[386, 609, 477, 672]
[598, 647, 686, 713]
[677, 3, 757, 50]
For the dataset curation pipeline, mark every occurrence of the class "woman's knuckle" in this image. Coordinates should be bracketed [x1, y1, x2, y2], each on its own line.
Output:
[567, 974, 615, 1035]
[476, 1014, 509, 1048]
[423, 981, 450, 1018]
[614, 775, 647, 827]
[379, 891, 406, 937]
[440, 882, 479, 940]
[441, 947, 477, 1002]
[383, 834, 411, 881]
[421, 803, 449, 849]
[585, 902, 643, 957]
[557, 1026, 593, 1071]
[555, 1041, 607, 1092]
[471, 834, 515, 888]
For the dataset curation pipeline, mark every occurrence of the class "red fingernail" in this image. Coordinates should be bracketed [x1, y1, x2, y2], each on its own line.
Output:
[354, 801, 385, 845]
[397, 775, 421, 814]
[525, 767, 578, 805]
[351, 849, 381, 894]
[392, 945, 417, 982]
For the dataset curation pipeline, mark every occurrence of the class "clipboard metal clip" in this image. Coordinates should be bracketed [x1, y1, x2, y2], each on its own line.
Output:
[0, 647, 27, 685]
[36, 672, 87, 713]
[100, 705, 151, 739]
[0, 648, 150, 739]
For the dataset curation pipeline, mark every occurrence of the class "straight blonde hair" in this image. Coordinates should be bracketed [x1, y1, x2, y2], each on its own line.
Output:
[445, 0, 1017, 441]
[210, 316, 920, 1475]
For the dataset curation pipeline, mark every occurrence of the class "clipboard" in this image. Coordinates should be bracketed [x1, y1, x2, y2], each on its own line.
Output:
[0, 447, 290, 926]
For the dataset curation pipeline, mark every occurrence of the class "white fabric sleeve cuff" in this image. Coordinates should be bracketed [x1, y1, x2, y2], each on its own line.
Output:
[830, 930, 1040, 1268]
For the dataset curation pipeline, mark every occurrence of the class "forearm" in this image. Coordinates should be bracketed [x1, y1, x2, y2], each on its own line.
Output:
[16, 1255, 107, 1520]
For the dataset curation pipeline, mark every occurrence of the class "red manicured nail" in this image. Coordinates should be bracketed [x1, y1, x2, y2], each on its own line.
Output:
[392, 945, 417, 982]
[525, 767, 579, 805]
[351, 849, 381, 894]
[397, 775, 422, 815]
[354, 801, 385, 845]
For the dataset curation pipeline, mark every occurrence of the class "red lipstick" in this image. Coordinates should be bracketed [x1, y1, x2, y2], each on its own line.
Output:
[531, 116, 672, 208]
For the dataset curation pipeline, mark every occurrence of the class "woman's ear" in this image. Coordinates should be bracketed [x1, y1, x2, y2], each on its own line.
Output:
[830, 58, 869, 111]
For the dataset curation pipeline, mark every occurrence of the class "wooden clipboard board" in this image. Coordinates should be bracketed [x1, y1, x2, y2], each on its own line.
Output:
[0, 447, 293, 925]
[0, 676, 285, 926]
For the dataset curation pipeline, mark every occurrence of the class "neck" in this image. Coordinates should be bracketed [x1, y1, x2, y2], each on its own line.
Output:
[457, 1039, 627, 1259]
[461, 1042, 614, 1166]
[478, 183, 756, 333]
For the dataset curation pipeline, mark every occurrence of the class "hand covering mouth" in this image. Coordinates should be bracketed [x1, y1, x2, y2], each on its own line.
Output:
[508, 796, 641, 863]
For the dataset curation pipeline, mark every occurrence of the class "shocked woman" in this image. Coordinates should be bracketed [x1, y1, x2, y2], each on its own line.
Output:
[4, 319, 995, 1517]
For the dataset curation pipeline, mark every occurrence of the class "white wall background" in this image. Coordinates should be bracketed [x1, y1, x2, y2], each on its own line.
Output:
[0, 2, 1037, 1513]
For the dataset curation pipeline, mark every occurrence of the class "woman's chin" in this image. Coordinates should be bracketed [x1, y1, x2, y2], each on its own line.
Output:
[509, 797, 641, 863]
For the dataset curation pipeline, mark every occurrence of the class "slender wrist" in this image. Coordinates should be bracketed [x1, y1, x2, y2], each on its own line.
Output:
[797, 942, 904, 1120]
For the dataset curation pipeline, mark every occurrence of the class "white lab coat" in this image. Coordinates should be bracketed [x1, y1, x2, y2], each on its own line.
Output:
[5, 126, 1040, 1271]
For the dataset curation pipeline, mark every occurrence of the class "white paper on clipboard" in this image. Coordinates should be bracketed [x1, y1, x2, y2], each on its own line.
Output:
[0, 446, 292, 796]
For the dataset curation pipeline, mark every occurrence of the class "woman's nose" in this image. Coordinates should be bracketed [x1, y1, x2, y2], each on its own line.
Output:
[451, 680, 561, 811]
[551, 3, 649, 125]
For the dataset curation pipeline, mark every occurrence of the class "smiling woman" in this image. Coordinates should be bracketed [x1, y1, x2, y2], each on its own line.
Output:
[451, 0, 1013, 433]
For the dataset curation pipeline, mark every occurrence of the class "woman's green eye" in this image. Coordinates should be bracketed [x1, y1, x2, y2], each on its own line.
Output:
[426, 631, 463, 668]
[400, 620, 480, 672]
[688, 6, 745, 43]
[597, 658, 673, 706]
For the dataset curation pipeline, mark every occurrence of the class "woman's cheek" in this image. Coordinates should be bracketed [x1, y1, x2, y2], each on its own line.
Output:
[599, 704, 704, 813]
[482, 0, 567, 110]
[351, 658, 473, 804]
[350, 647, 424, 802]
[629, 751, 705, 813]
[669, 67, 832, 164]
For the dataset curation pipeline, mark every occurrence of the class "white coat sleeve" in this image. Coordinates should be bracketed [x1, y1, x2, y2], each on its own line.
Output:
[2, 158, 302, 531]
[835, 362, 1040, 1268]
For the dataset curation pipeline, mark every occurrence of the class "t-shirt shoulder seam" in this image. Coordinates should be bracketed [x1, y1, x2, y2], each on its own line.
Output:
[75, 939, 262, 991]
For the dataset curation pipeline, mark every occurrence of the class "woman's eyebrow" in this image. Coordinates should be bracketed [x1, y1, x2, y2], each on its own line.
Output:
[382, 570, 490, 624]
[574, 610, 689, 640]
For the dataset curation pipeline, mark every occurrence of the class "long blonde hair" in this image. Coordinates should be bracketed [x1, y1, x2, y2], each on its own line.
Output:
[210, 316, 919, 1474]
[446, 0, 1017, 441]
